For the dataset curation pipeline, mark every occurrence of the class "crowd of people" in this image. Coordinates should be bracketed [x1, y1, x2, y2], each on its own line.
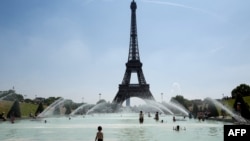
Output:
[138, 111, 187, 132]
[94, 111, 187, 141]
[1, 110, 189, 141]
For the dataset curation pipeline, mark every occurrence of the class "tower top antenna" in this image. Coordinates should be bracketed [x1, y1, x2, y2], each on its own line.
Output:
[131, 0, 137, 10]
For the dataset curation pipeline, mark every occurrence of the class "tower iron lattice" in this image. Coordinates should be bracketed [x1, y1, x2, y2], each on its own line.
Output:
[112, 0, 155, 105]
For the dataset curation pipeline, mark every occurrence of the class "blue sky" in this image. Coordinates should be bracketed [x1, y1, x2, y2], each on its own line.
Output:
[0, 0, 250, 105]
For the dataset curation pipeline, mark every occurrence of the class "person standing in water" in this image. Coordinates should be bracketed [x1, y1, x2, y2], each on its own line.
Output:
[173, 116, 176, 122]
[139, 111, 144, 124]
[154, 111, 159, 121]
[95, 126, 104, 141]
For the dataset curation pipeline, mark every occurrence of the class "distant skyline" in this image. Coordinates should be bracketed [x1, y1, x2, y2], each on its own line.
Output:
[1, 0, 250, 105]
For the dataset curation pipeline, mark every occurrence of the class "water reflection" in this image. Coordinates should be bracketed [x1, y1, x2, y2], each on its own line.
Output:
[6, 128, 17, 138]
[209, 127, 217, 136]
[208, 126, 223, 136]
[118, 126, 152, 141]
[0, 114, 227, 141]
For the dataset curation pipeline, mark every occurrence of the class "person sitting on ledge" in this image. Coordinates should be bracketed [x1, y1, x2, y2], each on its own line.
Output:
[0, 112, 7, 121]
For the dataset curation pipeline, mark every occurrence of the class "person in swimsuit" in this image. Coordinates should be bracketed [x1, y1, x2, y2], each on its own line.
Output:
[95, 126, 103, 141]
[154, 111, 159, 121]
[139, 111, 144, 124]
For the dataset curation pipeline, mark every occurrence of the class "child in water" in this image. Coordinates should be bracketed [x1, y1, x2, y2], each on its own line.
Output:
[95, 126, 104, 141]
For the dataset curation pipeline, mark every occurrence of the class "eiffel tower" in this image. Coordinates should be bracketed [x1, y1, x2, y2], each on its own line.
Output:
[112, 0, 155, 105]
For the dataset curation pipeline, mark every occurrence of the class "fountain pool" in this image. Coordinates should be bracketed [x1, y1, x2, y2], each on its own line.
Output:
[0, 113, 232, 141]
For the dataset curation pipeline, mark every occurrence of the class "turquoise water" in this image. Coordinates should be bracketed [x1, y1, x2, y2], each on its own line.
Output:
[0, 113, 232, 141]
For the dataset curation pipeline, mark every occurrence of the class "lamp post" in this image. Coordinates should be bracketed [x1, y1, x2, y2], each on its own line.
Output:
[161, 93, 163, 103]
[99, 93, 101, 101]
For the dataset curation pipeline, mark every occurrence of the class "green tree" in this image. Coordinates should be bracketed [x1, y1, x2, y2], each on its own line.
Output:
[231, 84, 250, 98]
[233, 93, 250, 119]
[192, 103, 199, 118]
[96, 99, 106, 105]
[64, 100, 73, 115]
[171, 95, 190, 110]
[35, 102, 44, 116]
[24, 98, 34, 104]
[44, 97, 61, 106]
[204, 98, 219, 117]
[7, 100, 21, 118]
[2, 92, 24, 102]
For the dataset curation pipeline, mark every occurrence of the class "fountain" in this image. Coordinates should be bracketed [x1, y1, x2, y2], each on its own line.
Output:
[37, 97, 66, 118]
[70, 103, 95, 116]
[0, 92, 14, 101]
[0, 111, 230, 141]
[144, 100, 174, 115]
[162, 100, 189, 116]
[206, 97, 250, 124]
[86, 102, 109, 114]
[81, 99, 176, 115]
[133, 104, 166, 114]
[0, 96, 240, 141]
[69, 98, 192, 117]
